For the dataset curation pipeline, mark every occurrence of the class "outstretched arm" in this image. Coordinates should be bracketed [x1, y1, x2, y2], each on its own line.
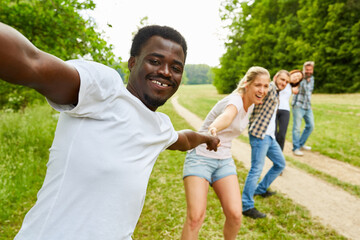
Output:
[167, 130, 220, 151]
[0, 22, 80, 105]
[207, 104, 237, 136]
[292, 86, 299, 95]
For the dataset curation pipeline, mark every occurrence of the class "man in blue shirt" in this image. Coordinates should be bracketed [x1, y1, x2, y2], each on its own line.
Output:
[291, 61, 315, 156]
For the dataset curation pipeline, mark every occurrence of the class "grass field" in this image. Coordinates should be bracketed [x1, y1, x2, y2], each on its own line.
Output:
[0, 104, 57, 238]
[176, 85, 360, 168]
[135, 102, 343, 239]
[0, 98, 347, 239]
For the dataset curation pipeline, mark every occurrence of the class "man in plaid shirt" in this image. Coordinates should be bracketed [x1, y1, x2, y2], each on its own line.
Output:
[291, 61, 315, 156]
[242, 70, 289, 219]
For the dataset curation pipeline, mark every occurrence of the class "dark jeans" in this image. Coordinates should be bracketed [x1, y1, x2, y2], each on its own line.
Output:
[275, 110, 290, 150]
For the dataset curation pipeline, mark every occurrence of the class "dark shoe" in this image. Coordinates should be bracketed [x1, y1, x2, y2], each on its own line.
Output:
[242, 208, 266, 219]
[254, 190, 276, 198]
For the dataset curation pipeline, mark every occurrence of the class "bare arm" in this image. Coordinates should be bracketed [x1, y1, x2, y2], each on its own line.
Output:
[292, 86, 299, 95]
[167, 130, 220, 152]
[208, 104, 238, 136]
[168, 104, 236, 151]
[0, 22, 80, 105]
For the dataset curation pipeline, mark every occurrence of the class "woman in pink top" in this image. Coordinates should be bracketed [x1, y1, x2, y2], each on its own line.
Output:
[181, 66, 270, 240]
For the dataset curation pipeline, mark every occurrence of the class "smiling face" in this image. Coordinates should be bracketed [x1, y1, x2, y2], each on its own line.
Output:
[275, 72, 290, 91]
[127, 36, 185, 111]
[290, 72, 303, 84]
[304, 65, 314, 79]
[245, 74, 270, 105]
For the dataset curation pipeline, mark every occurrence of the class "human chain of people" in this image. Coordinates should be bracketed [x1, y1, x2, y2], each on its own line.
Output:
[171, 96, 360, 240]
[0, 19, 358, 240]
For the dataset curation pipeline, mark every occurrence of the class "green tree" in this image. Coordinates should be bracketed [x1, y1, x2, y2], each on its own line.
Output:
[306, 0, 360, 92]
[181, 69, 189, 85]
[213, 46, 243, 93]
[116, 61, 130, 84]
[184, 64, 213, 85]
[215, 0, 360, 93]
[0, 0, 122, 109]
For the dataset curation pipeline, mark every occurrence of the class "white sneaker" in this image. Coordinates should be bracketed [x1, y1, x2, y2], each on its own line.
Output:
[301, 145, 312, 151]
[293, 149, 304, 156]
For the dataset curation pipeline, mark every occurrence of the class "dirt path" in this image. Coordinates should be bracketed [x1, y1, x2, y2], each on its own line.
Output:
[171, 96, 360, 240]
[282, 141, 360, 186]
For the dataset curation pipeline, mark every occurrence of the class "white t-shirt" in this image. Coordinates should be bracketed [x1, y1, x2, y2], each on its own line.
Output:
[195, 93, 254, 159]
[15, 60, 178, 240]
[278, 83, 291, 111]
[265, 103, 278, 139]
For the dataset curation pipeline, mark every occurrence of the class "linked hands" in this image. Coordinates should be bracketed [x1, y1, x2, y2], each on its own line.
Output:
[206, 127, 221, 151]
[205, 134, 220, 151]
[292, 86, 299, 95]
[167, 129, 219, 152]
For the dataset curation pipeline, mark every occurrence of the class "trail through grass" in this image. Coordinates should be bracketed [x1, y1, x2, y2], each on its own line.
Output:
[0, 99, 346, 239]
[177, 85, 360, 168]
[133, 101, 344, 239]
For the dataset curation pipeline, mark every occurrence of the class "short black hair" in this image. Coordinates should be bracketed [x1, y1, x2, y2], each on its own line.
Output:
[130, 25, 187, 61]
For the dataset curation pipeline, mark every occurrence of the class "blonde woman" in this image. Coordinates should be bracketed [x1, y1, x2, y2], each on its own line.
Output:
[181, 67, 270, 240]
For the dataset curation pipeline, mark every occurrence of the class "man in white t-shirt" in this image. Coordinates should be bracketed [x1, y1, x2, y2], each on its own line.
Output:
[0, 23, 220, 240]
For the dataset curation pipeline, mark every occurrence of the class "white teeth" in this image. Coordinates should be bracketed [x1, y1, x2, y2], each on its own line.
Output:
[152, 80, 168, 87]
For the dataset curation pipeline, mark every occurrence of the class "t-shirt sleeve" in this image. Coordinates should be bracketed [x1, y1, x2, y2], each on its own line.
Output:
[47, 60, 124, 119]
[158, 113, 179, 151]
[166, 127, 179, 150]
[226, 93, 243, 113]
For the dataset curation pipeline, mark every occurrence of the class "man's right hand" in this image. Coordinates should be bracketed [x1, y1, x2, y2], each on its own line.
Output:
[205, 134, 220, 152]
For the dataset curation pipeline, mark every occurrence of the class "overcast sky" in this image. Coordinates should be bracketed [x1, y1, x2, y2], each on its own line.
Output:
[88, 0, 230, 66]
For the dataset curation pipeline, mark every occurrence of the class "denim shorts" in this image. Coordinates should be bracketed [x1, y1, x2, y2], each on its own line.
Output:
[183, 149, 237, 185]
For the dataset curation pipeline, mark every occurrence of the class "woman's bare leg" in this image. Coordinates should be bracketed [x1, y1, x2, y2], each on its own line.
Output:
[212, 175, 242, 240]
[181, 176, 209, 240]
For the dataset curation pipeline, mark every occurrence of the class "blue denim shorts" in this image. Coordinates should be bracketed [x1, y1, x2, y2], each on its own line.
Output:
[183, 149, 237, 185]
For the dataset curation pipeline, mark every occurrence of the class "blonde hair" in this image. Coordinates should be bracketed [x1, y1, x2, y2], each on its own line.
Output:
[233, 66, 270, 95]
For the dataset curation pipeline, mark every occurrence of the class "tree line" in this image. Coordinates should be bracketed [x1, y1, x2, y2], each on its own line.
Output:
[0, 0, 214, 110]
[1, 0, 358, 110]
[183, 64, 213, 85]
[213, 0, 360, 93]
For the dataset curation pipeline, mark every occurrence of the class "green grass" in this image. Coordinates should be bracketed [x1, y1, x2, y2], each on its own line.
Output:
[289, 94, 360, 167]
[177, 84, 225, 119]
[284, 155, 360, 198]
[176, 85, 360, 168]
[176, 84, 360, 197]
[134, 101, 344, 239]
[0, 104, 58, 238]
[0, 98, 347, 239]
